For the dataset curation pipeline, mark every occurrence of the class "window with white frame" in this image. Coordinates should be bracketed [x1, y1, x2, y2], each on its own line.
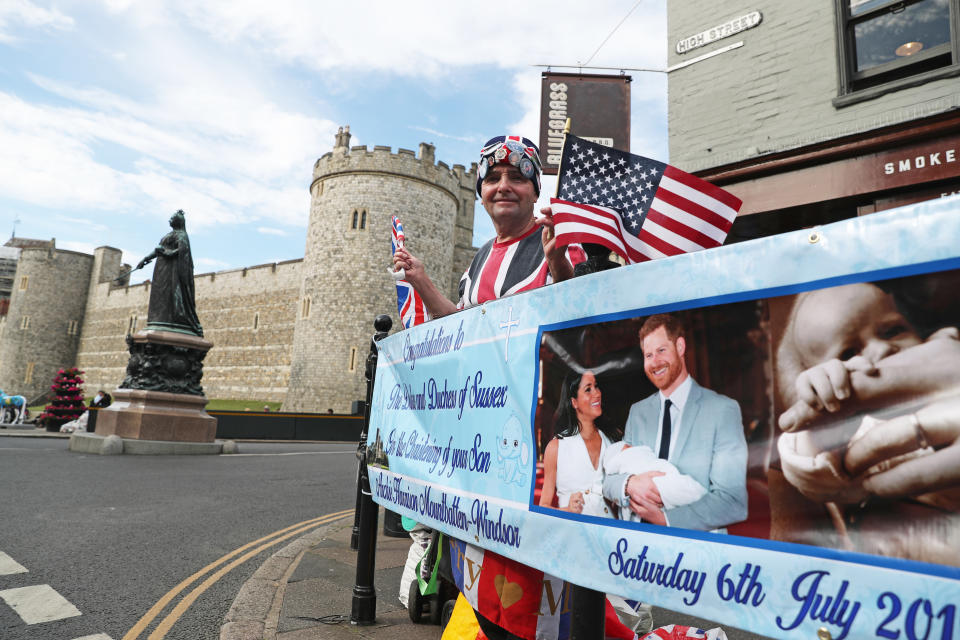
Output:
[836, 0, 959, 101]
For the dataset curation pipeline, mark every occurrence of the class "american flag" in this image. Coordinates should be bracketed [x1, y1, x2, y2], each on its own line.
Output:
[391, 216, 430, 329]
[552, 135, 742, 263]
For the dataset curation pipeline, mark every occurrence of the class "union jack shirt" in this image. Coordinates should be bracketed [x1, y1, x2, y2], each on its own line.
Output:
[457, 225, 586, 309]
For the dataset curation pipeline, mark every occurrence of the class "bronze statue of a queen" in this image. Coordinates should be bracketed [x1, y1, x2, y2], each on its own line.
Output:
[136, 209, 203, 337]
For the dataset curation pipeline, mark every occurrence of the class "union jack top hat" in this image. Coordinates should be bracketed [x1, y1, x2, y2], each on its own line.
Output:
[476, 135, 542, 196]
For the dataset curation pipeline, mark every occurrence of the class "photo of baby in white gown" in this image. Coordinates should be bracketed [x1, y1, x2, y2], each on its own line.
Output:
[602, 441, 706, 516]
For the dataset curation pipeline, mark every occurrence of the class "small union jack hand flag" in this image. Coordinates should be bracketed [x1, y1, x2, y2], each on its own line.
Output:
[390, 216, 430, 329]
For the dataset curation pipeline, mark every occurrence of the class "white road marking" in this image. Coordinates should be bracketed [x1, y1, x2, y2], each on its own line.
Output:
[0, 584, 82, 624]
[72, 635, 114, 640]
[0, 550, 28, 575]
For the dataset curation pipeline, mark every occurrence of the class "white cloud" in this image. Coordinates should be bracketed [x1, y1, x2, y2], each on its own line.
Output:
[409, 126, 483, 145]
[57, 240, 97, 255]
[0, 66, 326, 229]
[160, 1, 665, 76]
[256, 226, 287, 236]
[0, 0, 74, 43]
[55, 215, 109, 232]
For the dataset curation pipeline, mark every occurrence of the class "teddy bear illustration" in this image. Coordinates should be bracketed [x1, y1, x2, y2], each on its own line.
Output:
[497, 414, 529, 486]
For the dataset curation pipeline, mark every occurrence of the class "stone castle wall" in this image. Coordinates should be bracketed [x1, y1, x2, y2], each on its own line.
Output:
[76, 258, 303, 403]
[195, 260, 302, 401]
[284, 142, 476, 412]
[0, 244, 93, 400]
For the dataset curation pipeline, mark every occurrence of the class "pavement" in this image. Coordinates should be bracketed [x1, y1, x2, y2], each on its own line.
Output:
[219, 508, 440, 640]
[0, 423, 68, 436]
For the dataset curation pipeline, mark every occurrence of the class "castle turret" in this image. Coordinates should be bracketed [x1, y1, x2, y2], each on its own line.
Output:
[282, 129, 477, 412]
[0, 240, 95, 400]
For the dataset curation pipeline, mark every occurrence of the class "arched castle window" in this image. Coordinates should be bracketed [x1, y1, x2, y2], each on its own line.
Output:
[19, 316, 30, 330]
[127, 315, 138, 335]
[67, 320, 79, 335]
[252, 312, 260, 330]
[24, 362, 34, 384]
[348, 346, 358, 372]
[350, 208, 368, 231]
[18, 276, 28, 291]
[302, 296, 311, 319]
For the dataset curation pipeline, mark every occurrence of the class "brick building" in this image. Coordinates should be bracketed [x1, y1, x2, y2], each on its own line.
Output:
[0, 130, 477, 411]
[667, 0, 960, 240]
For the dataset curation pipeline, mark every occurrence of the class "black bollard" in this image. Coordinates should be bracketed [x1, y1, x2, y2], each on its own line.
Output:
[350, 314, 392, 626]
[350, 441, 364, 551]
[569, 583, 606, 640]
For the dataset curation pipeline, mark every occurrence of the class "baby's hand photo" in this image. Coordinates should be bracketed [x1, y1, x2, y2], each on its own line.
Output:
[780, 355, 877, 432]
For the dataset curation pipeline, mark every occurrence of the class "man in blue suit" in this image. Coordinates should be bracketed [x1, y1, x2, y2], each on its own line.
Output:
[603, 314, 748, 531]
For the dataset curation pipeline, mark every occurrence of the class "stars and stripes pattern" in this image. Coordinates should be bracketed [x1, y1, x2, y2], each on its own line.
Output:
[391, 216, 430, 329]
[552, 135, 742, 264]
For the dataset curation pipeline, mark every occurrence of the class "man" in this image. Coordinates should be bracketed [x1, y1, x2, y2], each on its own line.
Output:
[604, 314, 748, 531]
[392, 135, 583, 314]
[392, 136, 586, 640]
[90, 390, 112, 408]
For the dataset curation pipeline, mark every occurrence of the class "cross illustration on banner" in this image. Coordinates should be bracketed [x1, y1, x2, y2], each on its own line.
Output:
[499, 306, 519, 362]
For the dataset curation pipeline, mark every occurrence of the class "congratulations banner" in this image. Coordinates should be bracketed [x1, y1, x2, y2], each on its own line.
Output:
[367, 195, 960, 640]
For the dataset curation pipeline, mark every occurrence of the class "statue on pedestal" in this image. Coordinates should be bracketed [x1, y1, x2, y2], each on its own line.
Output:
[88, 208, 218, 446]
[136, 210, 203, 337]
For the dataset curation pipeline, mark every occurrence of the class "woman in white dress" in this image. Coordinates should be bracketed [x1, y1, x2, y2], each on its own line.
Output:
[539, 371, 615, 517]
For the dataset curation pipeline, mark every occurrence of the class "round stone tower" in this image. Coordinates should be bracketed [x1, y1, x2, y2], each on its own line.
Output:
[283, 128, 478, 413]
[0, 241, 94, 401]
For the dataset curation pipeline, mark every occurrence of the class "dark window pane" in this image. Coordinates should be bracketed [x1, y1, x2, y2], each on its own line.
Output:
[853, 0, 951, 72]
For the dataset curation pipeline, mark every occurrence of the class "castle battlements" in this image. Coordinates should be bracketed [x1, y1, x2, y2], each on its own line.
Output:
[312, 140, 476, 202]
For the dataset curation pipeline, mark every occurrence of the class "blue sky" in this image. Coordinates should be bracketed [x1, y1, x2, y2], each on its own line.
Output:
[0, 1, 667, 283]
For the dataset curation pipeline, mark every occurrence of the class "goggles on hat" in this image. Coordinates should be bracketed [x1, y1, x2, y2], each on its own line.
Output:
[476, 135, 542, 196]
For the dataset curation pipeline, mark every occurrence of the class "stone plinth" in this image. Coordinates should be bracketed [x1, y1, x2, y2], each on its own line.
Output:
[96, 329, 217, 442]
[95, 388, 217, 442]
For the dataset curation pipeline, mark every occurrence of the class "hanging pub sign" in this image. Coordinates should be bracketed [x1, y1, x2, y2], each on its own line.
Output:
[539, 72, 631, 174]
[367, 194, 960, 640]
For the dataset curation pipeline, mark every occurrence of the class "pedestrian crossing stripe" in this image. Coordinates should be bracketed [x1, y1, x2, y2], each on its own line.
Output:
[0, 550, 28, 575]
[0, 584, 82, 624]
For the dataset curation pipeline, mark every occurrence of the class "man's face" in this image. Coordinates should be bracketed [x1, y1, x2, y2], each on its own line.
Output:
[480, 164, 537, 228]
[641, 326, 687, 393]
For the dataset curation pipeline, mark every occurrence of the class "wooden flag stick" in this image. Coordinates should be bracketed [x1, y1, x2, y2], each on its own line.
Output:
[554, 117, 573, 198]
